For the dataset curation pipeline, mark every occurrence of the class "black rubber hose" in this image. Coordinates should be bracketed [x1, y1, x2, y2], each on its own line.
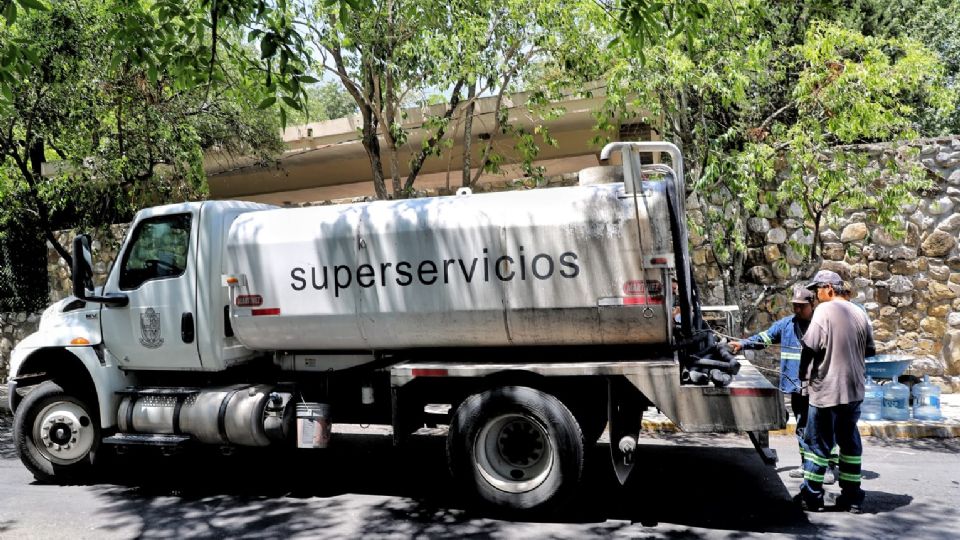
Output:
[710, 369, 733, 386]
[664, 176, 694, 340]
[689, 358, 739, 372]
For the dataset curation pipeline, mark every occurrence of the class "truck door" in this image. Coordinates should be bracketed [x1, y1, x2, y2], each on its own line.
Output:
[100, 209, 203, 370]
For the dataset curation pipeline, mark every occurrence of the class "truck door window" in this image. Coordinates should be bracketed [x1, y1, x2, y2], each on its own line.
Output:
[118, 214, 192, 290]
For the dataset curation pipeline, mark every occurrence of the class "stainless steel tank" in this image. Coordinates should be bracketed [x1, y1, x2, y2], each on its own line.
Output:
[226, 177, 677, 353]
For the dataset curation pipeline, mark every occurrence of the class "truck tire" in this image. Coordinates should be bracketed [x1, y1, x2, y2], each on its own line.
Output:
[13, 380, 100, 483]
[447, 386, 584, 513]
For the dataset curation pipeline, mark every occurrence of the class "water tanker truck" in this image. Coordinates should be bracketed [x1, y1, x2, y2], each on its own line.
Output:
[7, 142, 786, 513]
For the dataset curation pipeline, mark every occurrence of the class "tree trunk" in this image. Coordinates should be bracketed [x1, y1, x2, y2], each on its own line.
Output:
[20, 137, 73, 268]
[461, 84, 476, 188]
[359, 104, 387, 200]
[389, 144, 401, 198]
[403, 79, 465, 192]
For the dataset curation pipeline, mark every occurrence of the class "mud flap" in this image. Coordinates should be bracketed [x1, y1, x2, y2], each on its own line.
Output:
[608, 377, 643, 485]
[747, 430, 778, 466]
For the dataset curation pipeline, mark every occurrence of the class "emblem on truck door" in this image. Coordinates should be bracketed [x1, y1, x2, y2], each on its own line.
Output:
[139, 307, 164, 349]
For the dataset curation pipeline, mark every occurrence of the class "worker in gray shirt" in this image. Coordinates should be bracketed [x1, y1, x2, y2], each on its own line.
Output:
[795, 270, 875, 513]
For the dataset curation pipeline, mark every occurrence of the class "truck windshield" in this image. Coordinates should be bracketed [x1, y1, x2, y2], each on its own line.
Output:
[118, 214, 192, 290]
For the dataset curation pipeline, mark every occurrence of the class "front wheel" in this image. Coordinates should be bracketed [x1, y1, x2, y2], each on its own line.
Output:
[446, 386, 584, 513]
[13, 380, 100, 483]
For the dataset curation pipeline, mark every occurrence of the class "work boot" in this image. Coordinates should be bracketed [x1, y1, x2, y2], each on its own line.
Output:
[835, 491, 865, 514]
[793, 488, 825, 512]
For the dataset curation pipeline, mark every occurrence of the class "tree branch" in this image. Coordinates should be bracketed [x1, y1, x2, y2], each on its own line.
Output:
[757, 102, 793, 133]
[403, 78, 465, 191]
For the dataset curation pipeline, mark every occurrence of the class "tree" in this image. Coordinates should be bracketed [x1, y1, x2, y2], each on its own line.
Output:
[0, 0, 282, 302]
[1, 0, 327, 128]
[299, 0, 609, 199]
[860, 0, 960, 135]
[451, 0, 608, 190]
[4, 1, 612, 200]
[601, 1, 954, 317]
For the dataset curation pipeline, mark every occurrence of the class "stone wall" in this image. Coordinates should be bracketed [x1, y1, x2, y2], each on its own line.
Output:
[691, 136, 960, 387]
[47, 226, 128, 304]
[1, 312, 39, 383]
[0, 227, 126, 383]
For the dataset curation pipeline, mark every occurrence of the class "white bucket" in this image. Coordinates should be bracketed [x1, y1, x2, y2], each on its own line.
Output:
[296, 402, 332, 448]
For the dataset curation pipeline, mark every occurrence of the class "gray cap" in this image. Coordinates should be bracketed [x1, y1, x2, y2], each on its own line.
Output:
[792, 286, 814, 304]
[806, 269, 843, 290]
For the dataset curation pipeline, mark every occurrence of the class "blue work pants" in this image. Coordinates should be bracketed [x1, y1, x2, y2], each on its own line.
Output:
[800, 400, 864, 502]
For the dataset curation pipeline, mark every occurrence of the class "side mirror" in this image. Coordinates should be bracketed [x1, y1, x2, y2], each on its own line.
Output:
[71, 234, 129, 307]
[71, 234, 94, 299]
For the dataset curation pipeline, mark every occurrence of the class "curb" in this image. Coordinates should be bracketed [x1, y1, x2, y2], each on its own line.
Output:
[640, 416, 960, 439]
[773, 418, 960, 439]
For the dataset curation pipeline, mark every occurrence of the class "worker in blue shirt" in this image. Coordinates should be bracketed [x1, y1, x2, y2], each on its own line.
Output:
[729, 285, 836, 483]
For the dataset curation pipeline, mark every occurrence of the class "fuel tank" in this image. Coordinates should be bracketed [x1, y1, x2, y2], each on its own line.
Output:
[116, 385, 290, 446]
[226, 178, 677, 352]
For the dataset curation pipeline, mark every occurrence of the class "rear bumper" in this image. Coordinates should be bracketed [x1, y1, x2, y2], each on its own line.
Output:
[624, 360, 788, 432]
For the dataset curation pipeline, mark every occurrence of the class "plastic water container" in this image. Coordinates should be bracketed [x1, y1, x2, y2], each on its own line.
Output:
[912, 375, 942, 421]
[862, 376, 883, 420]
[881, 380, 910, 421]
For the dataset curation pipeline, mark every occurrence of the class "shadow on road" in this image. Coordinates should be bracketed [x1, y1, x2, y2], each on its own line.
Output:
[1, 406, 939, 538]
[72, 431, 827, 538]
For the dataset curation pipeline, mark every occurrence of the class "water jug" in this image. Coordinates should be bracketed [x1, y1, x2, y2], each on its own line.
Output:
[881, 380, 910, 421]
[862, 376, 883, 420]
[912, 374, 942, 421]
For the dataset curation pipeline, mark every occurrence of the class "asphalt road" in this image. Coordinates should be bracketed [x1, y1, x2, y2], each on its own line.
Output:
[1, 409, 958, 539]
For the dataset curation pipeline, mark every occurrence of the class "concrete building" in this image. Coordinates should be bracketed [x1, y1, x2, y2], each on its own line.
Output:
[204, 87, 656, 205]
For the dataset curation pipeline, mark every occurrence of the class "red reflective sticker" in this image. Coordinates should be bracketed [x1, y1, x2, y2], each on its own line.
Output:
[728, 387, 778, 397]
[236, 294, 263, 307]
[251, 308, 280, 316]
[621, 296, 665, 305]
[622, 280, 664, 304]
[411, 368, 448, 377]
[623, 279, 663, 296]
[623, 280, 645, 295]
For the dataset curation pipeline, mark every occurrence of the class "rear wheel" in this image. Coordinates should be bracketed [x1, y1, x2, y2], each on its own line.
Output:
[447, 386, 584, 513]
[13, 380, 100, 483]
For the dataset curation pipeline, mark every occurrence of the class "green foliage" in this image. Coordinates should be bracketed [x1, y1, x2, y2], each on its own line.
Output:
[604, 0, 708, 63]
[1, 0, 333, 129]
[291, 82, 357, 124]
[0, 0, 283, 307]
[302, 0, 607, 198]
[604, 0, 952, 305]
[860, 0, 960, 134]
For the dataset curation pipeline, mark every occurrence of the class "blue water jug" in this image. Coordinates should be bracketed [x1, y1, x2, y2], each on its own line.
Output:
[862, 376, 883, 420]
[881, 380, 910, 421]
[912, 374, 942, 421]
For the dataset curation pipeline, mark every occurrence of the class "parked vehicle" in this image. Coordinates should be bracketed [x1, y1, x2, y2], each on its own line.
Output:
[7, 142, 785, 513]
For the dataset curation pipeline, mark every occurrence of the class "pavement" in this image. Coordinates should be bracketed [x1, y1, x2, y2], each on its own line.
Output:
[642, 391, 960, 438]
